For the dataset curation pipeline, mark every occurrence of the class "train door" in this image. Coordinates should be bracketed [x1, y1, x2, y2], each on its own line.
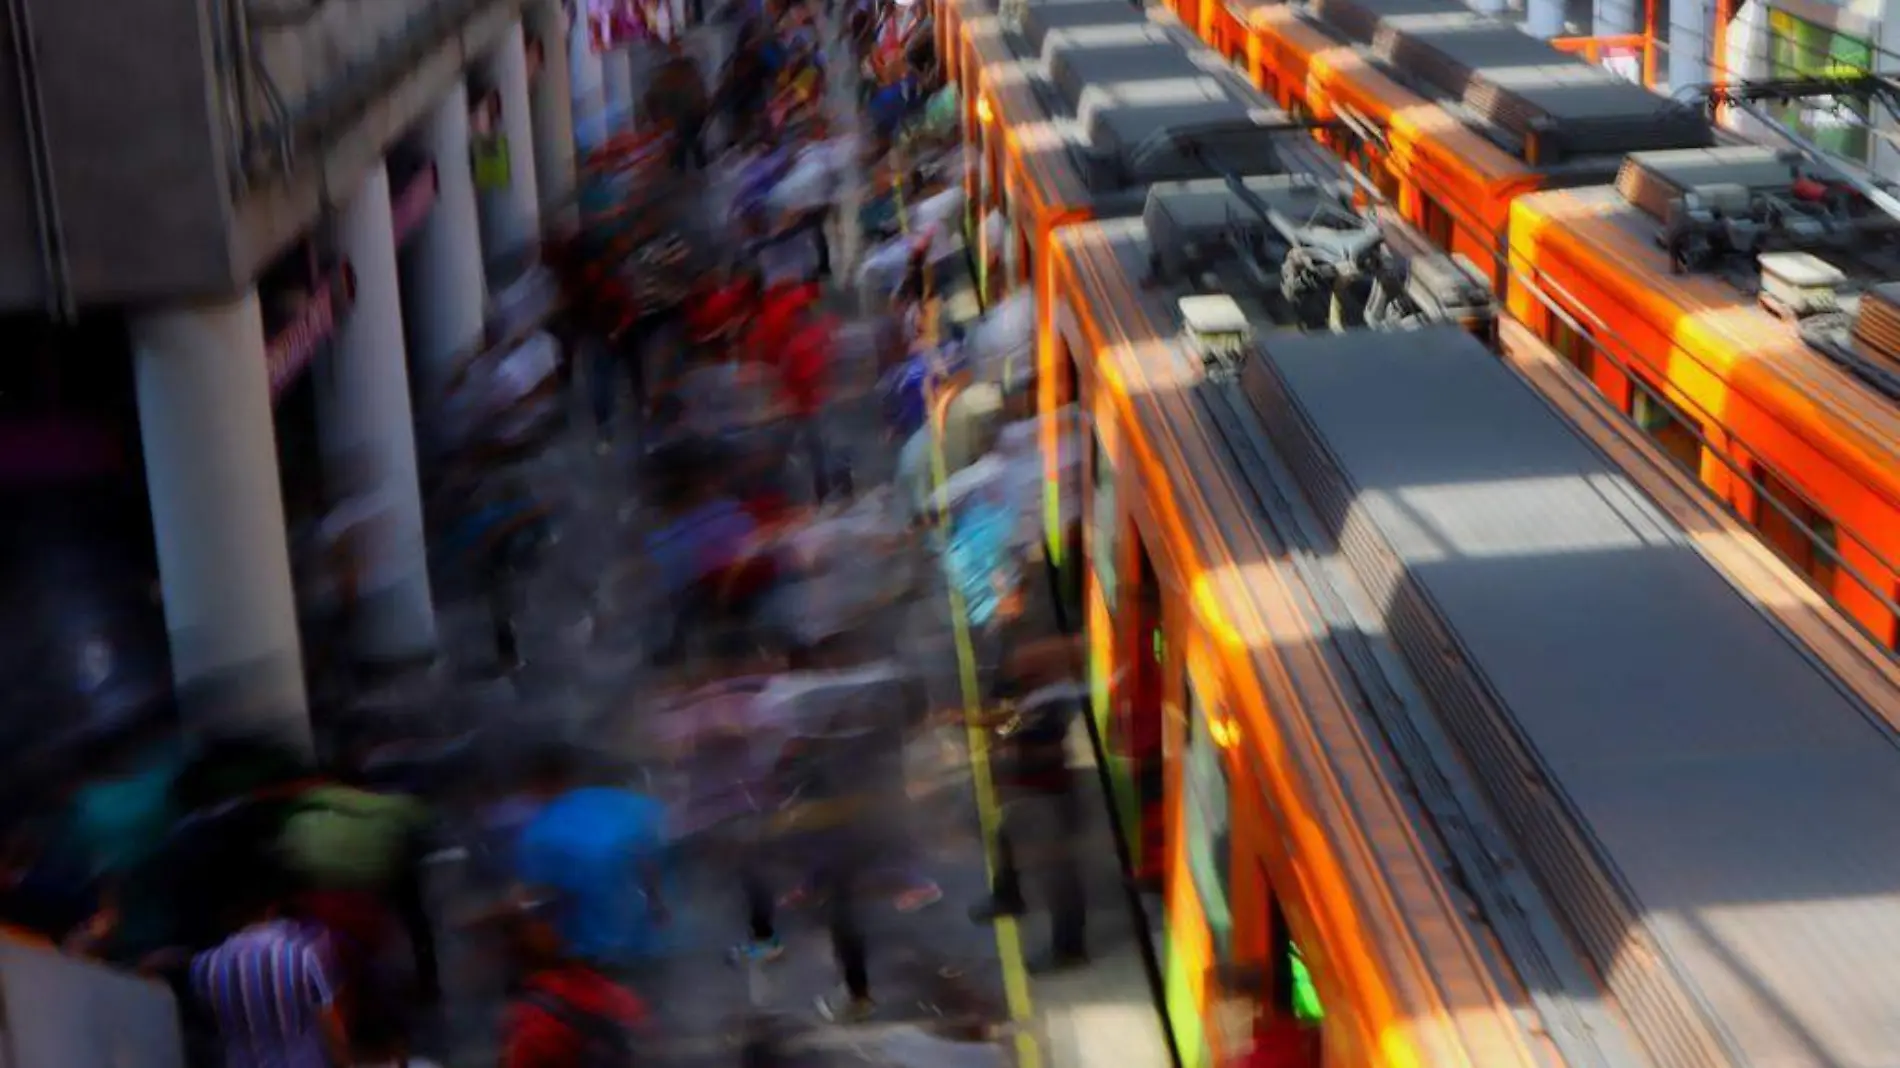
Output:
[1165, 668, 1235, 1068]
[1046, 304, 1087, 628]
[1085, 425, 1121, 727]
[1114, 540, 1167, 885]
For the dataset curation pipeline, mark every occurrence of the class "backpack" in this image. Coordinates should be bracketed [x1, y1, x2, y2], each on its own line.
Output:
[520, 987, 635, 1068]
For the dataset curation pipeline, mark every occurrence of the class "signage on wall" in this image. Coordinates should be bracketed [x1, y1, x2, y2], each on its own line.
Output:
[390, 162, 438, 244]
[587, 0, 677, 49]
[267, 263, 356, 399]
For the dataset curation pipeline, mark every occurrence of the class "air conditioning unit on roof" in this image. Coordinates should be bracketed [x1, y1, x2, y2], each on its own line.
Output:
[1180, 294, 1251, 375]
[1759, 252, 1846, 321]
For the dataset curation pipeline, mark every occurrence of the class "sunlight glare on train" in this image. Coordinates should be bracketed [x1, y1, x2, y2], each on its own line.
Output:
[1078, 77, 1236, 115]
[1379, 11, 1486, 31]
[1389, 105, 1465, 136]
[1045, 22, 1179, 51]
[1101, 336, 1198, 396]
[1190, 564, 1315, 651]
[1481, 64, 1629, 92]
[1348, 474, 1676, 563]
[1009, 119, 1080, 151]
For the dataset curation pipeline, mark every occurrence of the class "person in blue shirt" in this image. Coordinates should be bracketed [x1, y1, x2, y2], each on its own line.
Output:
[512, 748, 670, 970]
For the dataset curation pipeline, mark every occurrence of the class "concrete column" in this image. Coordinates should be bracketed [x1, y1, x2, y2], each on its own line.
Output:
[528, 0, 578, 222]
[1525, 0, 1565, 37]
[602, 47, 636, 131]
[1595, 0, 1634, 36]
[1669, 0, 1707, 93]
[319, 163, 438, 668]
[570, 9, 609, 150]
[478, 20, 543, 265]
[401, 86, 487, 396]
[132, 292, 310, 755]
[1469, 0, 1505, 16]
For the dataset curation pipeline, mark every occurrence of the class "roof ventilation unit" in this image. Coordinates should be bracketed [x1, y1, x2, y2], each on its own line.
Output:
[1852, 283, 1900, 370]
[1758, 252, 1846, 321]
[1180, 294, 1252, 377]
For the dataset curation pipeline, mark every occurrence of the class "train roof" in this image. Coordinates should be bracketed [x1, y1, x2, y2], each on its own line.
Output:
[1049, 219, 1644, 1068]
[1295, 0, 1713, 168]
[963, 2, 1304, 219]
[1019, 0, 1152, 52]
[1137, 177, 1494, 334]
[1508, 150, 1900, 477]
[1057, 190, 1900, 1065]
[1240, 307, 1900, 1068]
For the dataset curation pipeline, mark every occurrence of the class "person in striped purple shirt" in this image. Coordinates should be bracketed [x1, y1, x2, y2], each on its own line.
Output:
[189, 873, 349, 1068]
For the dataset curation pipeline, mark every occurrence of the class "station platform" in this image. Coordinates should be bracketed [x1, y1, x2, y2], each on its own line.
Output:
[399, 14, 1179, 1067]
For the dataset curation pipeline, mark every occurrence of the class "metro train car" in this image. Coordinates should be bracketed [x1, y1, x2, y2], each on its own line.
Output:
[1056, 175, 1900, 1068]
[1147, 0, 1900, 650]
[1159, 0, 1718, 285]
[942, 0, 1496, 879]
[1509, 146, 1900, 646]
[955, 0, 1293, 300]
[1052, 177, 1637, 1068]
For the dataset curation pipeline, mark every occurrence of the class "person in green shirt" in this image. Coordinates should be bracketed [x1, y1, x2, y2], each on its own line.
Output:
[278, 779, 440, 1003]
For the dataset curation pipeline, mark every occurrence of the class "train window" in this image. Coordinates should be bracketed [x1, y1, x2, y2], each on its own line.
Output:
[1549, 316, 1597, 379]
[1184, 681, 1233, 959]
[1419, 195, 1455, 249]
[1270, 899, 1326, 1027]
[1091, 431, 1120, 612]
[1631, 389, 1705, 477]
[1753, 466, 1840, 592]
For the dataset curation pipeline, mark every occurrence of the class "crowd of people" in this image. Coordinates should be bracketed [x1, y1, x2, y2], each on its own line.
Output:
[0, 0, 1103, 1065]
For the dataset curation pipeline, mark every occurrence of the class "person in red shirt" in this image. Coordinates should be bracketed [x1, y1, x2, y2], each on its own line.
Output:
[686, 271, 758, 356]
[751, 299, 844, 502]
[501, 907, 648, 1068]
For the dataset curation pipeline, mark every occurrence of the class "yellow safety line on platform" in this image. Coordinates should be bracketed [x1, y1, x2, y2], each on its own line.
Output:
[894, 159, 1043, 1068]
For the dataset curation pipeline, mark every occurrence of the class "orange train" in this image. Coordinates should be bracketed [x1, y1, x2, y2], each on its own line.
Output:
[1052, 177, 1900, 1068]
[1045, 190, 1599, 1068]
[1046, 0, 1900, 649]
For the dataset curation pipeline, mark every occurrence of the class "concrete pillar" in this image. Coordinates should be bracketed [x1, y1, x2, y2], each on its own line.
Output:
[1669, 0, 1706, 93]
[402, 86, 488, 396]
[602, 47, 636, 131]
[1525, 0, 1565, 37]
[478, 20, 544, 266]
[1595, 0, 1634, 36]
[319, 163, 438, 668]
[570, 9, 609, 150]
[528, 0, 578, 222]
[132, 292, 310, 755]
[1469, 0, 1505, 17]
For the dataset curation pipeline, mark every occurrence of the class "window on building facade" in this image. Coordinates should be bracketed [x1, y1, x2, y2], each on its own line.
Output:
[1767, 10, 1874, 163]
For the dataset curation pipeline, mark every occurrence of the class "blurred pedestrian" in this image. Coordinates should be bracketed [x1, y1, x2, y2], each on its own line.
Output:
[513, 749, 671, 970]
[190, 865, 351, 1068]
[276, 772, 439, 1005]
[592, 214, 693, 452]
[500, 897, 647, 1068]
[967, 671, 1090, 973]
[646, 42, 712, 172]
